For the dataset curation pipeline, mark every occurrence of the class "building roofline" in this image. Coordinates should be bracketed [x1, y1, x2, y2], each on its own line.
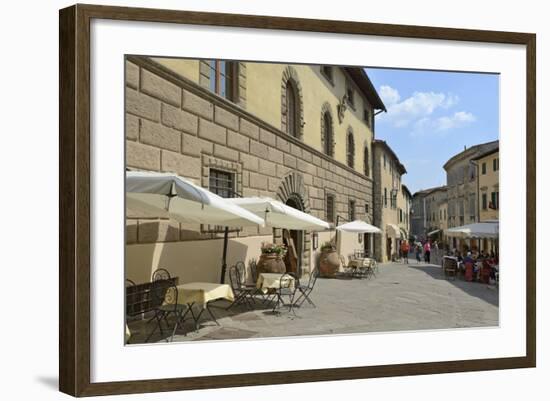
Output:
[401, 184, 412, 198]
[443, 140, 499, 170]
[471, 147, 499, 161]
[344, 67, 386, 112]
[373, 139, 407, 174]
[413, 185, 447, 197]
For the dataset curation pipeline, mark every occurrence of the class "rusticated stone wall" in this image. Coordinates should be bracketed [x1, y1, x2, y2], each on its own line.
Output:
[125, 55, 373, 270]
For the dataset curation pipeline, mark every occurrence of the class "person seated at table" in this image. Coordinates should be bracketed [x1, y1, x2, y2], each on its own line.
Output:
[463, 251, 474, 266]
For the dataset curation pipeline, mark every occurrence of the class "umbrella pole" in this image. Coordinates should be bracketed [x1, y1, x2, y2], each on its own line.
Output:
[220, 226, 229, 284]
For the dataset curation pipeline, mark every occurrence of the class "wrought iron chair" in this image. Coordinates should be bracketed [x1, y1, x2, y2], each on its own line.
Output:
[145, 279, 190, 342]
[236, 260, 268, 303]
[151, 268, 171, 282]
[272, 273, 297, 315]
[226, 265, 256, 310]
[249, 259, 259, 285]
[294, 269, 319, 308]
[339, 254, 354, 277]
[360, 258, 376, 279]
[443, 257, 458, 280]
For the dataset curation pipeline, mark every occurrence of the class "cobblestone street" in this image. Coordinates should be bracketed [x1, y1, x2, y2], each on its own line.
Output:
[128, 259, 499, 344]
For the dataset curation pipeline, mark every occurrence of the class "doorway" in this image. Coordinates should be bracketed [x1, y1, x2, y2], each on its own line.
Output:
[363, 233, 370, 258]
[283, 196, 303, 276]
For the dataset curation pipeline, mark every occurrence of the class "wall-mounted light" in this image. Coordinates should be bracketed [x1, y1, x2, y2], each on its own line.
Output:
[312, 232, 319, 250]
[358, 233, 363, 243]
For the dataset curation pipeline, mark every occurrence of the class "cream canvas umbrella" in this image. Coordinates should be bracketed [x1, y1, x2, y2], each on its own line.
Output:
[444, 221, 499, 239]
[126, 171, 264, 226]
[126, 171, 265, 283]
[227, 197, 330, 231]
[336, 220, 382, 234]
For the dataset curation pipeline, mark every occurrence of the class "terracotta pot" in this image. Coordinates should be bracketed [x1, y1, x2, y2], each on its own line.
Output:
[257, 253, 286, 274]
[319, 249, 340, 277]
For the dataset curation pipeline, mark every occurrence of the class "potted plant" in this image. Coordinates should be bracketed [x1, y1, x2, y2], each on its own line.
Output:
[319, 241, 340, 277]
[256, 242, 287, 274]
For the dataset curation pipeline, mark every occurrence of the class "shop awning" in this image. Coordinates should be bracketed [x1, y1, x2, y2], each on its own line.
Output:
[336, 220, 381, 234]
[386, 223, 401, 238]
[227, 197, 330, 231]
[427, 229, 441, 237]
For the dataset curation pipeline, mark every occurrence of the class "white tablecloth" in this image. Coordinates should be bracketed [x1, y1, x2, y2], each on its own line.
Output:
[173, 282, 234, 306]
[256, 273, 295, 291]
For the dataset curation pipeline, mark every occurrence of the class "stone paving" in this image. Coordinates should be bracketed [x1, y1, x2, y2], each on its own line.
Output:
[127, 259, 499, 344]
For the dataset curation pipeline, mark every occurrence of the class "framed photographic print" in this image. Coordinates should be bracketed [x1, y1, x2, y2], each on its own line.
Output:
[59, 3, 536, 397]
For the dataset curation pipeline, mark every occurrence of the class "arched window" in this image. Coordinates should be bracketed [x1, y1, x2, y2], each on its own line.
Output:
[322, 110, 334, 156]
[363, 146, 370, 176]
[285, 81, 298, 137]
[346, 129, 355, 168]
[281, 66, 303, 140]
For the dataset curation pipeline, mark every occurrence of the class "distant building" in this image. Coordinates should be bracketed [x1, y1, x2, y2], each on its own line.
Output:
[373, 140, 409, 262]
[443, 140, 499, 251]
[400, 184, 413, 241]
[411, 185, 447, 242]
[472, 147, 499, 222]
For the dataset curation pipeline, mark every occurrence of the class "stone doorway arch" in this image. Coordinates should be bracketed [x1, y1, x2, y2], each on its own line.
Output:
[274, 172, 311, 277]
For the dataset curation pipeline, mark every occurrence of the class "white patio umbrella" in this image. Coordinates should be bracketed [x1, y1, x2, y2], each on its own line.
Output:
[227, 197, 330, 231]
[126, 171, 265, 283]
[126, 171, 264, 226]
[444, 221, 499, 239]
[336, 220, 381, 234]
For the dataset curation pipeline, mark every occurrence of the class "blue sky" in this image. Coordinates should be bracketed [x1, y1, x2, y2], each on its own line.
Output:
[365, 68, 500, 194]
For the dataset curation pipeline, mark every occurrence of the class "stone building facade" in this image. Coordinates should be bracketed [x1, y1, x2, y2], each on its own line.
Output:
[125, 56, 385, 284]
[411, 185, 446, 242]
[443, 140, 498, 250]
[444, 141, 498, 228]
[399, 185, 412, 240]
[472, 148, 499, 222]
[372, 140, 409, 262]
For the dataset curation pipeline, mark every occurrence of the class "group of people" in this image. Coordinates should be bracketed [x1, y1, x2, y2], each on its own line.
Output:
[449, 248, 499, 282]
[399, 240, 437, 264]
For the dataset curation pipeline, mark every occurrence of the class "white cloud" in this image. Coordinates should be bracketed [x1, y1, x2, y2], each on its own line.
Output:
[379, 85, 401, 105]
[412, 111, 476, 136]
[378, 86, 460, 128]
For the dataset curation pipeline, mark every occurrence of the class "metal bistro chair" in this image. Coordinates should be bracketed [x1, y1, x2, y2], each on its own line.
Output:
[151, 268, 171, 282]
[145, 279, 190, 343]
[236, 261, 268, 303]
[272, 273, 298, 315]
[362, 258, 377, 279]
[227, 265, 256, 310]
[443, 257, 458, 280]
[294, 269, 319, 308]
[339, 254, 354, 277]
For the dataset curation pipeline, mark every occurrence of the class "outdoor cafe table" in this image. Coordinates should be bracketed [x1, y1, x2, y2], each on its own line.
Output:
[347, 258, 376, 276]
[174, 282, 234, 330]
[256, 273, 295, 293]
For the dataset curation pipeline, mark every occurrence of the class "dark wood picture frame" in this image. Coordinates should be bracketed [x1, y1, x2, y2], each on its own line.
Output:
[59, 3, 536, 397]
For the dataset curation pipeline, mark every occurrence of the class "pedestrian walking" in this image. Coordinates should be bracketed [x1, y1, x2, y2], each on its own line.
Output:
[415, 243, 422, 263]
[400, 240, 410, 264]
[424, 241, 431, 263]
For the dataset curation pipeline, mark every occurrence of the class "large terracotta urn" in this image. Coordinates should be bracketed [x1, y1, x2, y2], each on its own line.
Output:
[257, 253, 286, 274]
[319, 249, 340, 278]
